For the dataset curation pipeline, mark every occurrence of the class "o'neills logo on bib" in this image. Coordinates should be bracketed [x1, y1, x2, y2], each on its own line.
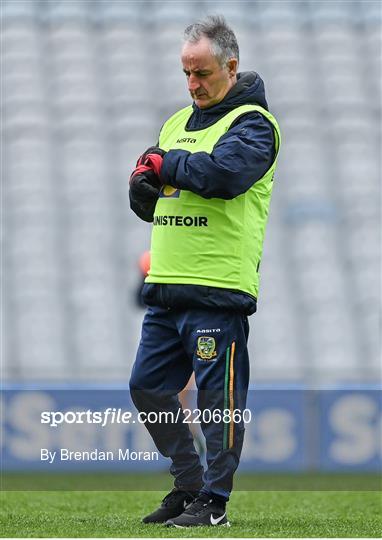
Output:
[153, 215, 208, 227]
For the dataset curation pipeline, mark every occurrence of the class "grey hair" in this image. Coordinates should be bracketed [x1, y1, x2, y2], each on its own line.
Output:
[184, 15, 239, 67]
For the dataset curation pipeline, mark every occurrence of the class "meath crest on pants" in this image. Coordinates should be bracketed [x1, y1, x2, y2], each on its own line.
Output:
[197, 336, 217, 360]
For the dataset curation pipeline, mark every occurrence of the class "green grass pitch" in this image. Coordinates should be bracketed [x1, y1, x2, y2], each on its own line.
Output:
[1, 484, 381, 537]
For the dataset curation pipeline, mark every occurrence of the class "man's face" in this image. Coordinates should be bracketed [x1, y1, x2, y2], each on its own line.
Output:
[181, 37, 238, 109]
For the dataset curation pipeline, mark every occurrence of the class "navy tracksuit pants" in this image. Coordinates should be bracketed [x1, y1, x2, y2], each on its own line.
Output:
[129, 306, 250, 501]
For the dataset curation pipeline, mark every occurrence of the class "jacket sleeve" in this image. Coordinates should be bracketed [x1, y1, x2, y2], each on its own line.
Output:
[160, 112, 275, 200]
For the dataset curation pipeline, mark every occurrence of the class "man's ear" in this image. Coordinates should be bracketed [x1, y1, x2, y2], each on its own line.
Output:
[227, 58, 238, 78]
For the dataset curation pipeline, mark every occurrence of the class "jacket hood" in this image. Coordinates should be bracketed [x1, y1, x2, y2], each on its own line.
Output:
[188, 71, 268, 129]
[221, 71, 268, 110]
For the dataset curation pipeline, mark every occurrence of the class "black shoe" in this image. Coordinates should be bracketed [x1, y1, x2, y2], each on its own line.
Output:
[165, 494, 230, 528]
[142, 488, 199, 524]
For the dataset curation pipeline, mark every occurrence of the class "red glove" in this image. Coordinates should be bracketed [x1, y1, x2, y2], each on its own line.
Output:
[142, 153, 164, 179]
[135, 146, 166, 182]
[128, 146, 167, 222]
[129, 162, 157, 184]
[129, 168, 161, 223]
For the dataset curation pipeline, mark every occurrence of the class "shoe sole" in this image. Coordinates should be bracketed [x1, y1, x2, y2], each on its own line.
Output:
[169, 521, 231, 528]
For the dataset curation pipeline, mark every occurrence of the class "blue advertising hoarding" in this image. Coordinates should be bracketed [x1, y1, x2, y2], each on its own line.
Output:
[1, 385, 380, 472]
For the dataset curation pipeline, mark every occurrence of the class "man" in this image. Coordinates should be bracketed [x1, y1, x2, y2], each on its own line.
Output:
[129, 15, 281, 527]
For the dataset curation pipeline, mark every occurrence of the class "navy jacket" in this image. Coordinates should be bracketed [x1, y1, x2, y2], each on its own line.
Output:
[142, 72, 276, 315]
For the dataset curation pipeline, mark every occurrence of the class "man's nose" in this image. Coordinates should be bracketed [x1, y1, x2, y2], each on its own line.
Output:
[188, 74, 200, 92]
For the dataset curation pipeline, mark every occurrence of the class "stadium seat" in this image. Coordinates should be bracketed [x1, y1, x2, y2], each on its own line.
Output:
[2, 0, 37, 20]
